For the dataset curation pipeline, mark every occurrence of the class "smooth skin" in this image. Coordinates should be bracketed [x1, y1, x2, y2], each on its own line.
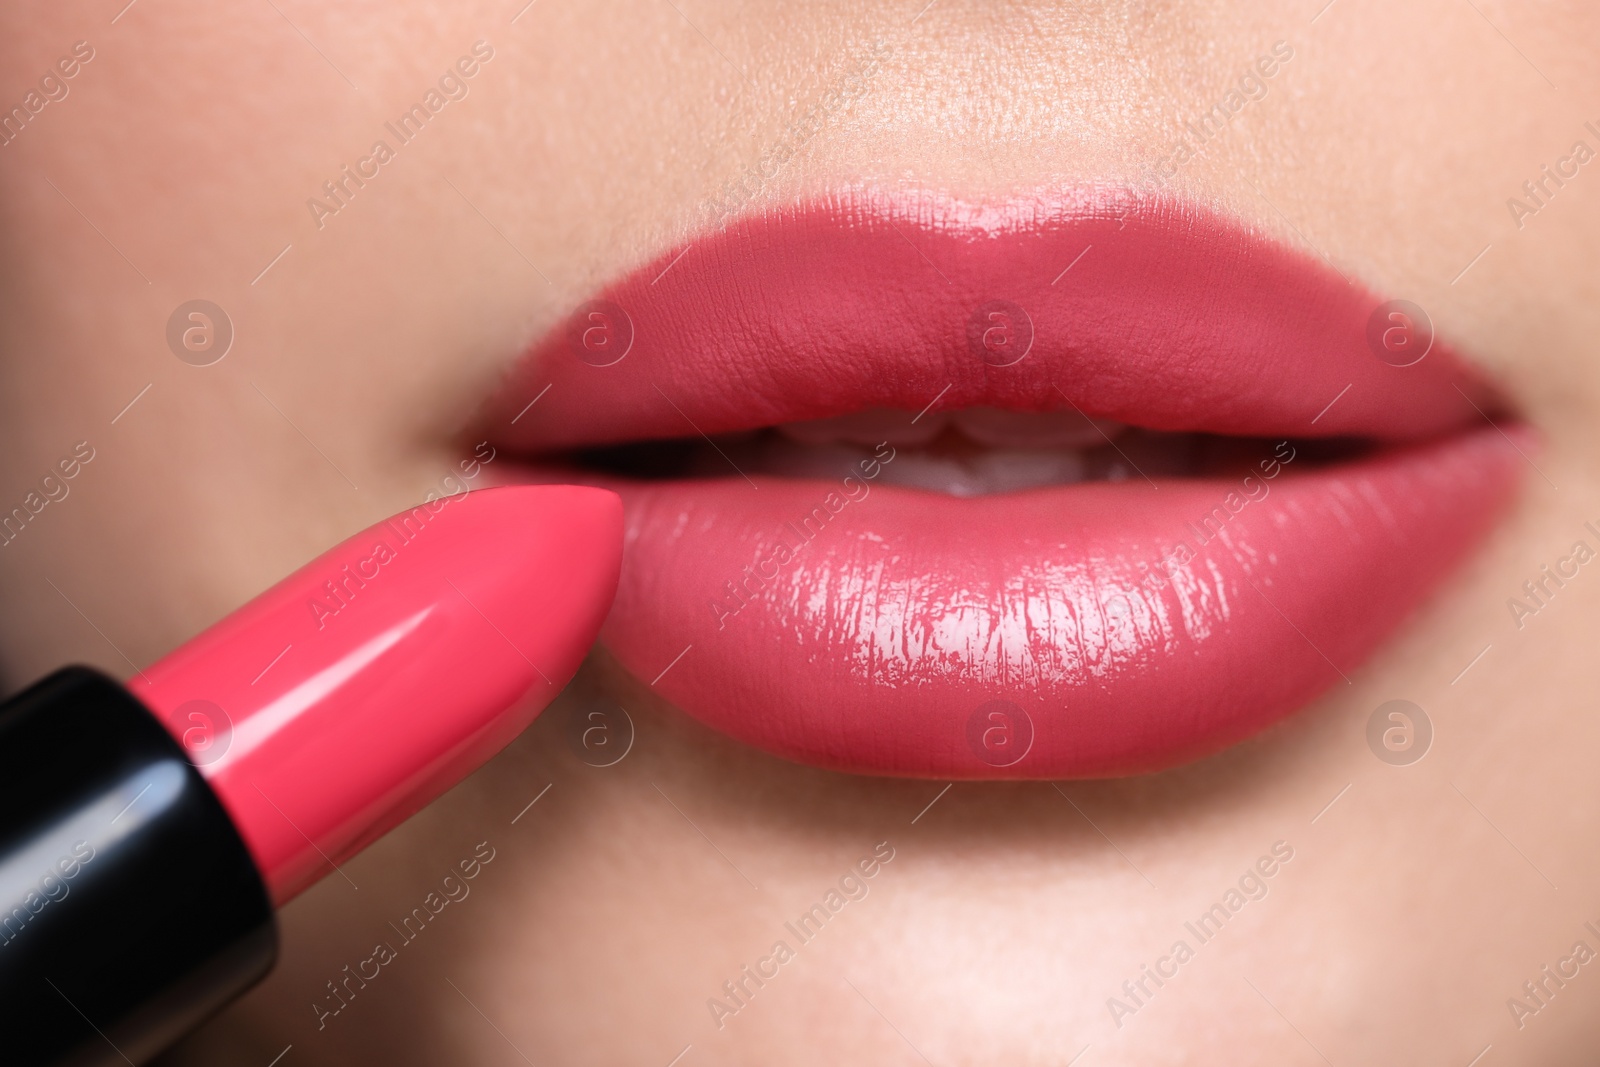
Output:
[2, 1, 1598, 1063]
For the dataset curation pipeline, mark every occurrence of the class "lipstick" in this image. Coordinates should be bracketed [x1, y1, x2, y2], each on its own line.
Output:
[0, 484, 622, 1066]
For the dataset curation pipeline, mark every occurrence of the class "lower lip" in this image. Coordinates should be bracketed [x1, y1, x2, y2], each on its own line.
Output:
[565, 428, 1520, 777]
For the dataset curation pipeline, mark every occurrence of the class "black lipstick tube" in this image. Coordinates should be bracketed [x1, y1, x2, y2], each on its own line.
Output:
[0, 667, 275, 1066]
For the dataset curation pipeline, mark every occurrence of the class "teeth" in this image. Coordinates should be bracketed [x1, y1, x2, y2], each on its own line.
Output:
[754, 407, 1138, 496]
[749, 441, 1093, 496]
[878, 449, 1090, 496]
[777, 406, 1125, 449]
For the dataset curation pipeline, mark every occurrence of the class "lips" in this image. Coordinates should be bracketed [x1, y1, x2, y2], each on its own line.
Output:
[488, 188, 1524, 778]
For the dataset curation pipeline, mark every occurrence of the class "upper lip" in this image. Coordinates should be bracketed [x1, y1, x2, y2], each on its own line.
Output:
[486, 188, 1523, 779]
[493, 187, 1494, 451]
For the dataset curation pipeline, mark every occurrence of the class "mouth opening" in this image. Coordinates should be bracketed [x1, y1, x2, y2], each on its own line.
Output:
[544, 405, 1377, 496]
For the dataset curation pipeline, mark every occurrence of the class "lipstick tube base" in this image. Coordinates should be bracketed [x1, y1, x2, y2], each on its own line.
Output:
[0, 667, 275, 1067]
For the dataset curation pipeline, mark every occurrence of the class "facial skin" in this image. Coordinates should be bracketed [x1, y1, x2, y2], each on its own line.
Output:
[3, 0, 1599, 1063]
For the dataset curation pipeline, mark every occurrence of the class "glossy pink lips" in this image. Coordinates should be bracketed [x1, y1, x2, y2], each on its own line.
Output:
[491, 189, 1523, 778]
